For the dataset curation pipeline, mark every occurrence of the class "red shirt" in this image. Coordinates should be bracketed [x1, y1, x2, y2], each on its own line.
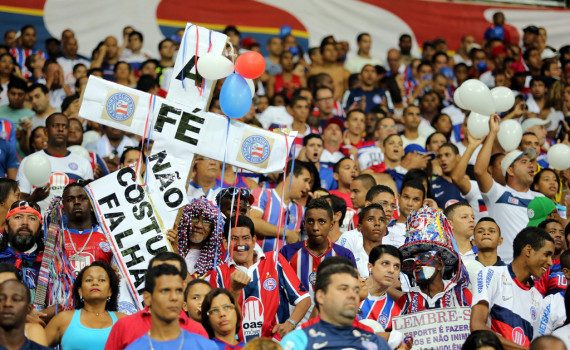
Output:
[104, 306, 208, 350]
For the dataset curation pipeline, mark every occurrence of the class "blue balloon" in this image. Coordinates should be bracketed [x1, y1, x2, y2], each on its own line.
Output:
[220, 73, 252, 119]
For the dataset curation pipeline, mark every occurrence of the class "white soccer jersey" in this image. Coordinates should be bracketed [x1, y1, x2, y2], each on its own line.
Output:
[534, 292, 566, 338]
[473, 265, 543, 348]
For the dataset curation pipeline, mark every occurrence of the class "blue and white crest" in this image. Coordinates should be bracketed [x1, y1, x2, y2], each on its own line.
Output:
[241, 135, 270, 164]
[263, 277, 277, 291]
[106, 92, 135, 122]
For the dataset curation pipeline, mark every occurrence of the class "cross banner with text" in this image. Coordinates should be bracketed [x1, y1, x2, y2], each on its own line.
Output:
[79, 76, 296, 174]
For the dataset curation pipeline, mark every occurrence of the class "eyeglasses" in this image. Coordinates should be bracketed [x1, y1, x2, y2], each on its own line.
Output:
[191, 217, 213, 227]
[402, 250, 439, 273]
[207, 304, 235, 316]
[219, 187, 251, 200]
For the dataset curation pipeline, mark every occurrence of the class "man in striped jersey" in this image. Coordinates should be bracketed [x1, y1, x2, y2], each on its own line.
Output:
[250, 160, 312, 252]
[281, 198, 356, 322]
[208, 215, 311, 342]
[358, 245, 402, 331]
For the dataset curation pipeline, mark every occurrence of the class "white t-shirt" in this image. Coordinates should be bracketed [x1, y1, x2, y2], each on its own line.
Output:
[320, 149, 344, 168]
[472, 265, 543, 347]
[184, 248, 201, 275]
[257, 106, 292, 130]
[344, 55, 382, 74]
[535, 292, 566, 338]
[481, 182, 542, 263]
[17, 150, 94, 213]
[338, 229, 368, 277]
[384, 223, 406, 248]
[401, 135, 426, 148]
[91, 134, 138, 159]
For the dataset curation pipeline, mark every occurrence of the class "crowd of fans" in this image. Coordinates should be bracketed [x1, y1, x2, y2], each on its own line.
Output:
[1, 9, 570, 350]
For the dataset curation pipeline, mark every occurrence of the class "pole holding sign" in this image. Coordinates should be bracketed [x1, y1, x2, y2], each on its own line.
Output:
[79, 76, 296, 174]
[85, 167, 171, 308]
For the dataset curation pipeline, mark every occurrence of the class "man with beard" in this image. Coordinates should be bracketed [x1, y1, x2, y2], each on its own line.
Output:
[281, 263, 390, 350]
[208, 215, 311, 341]
[0, 201, 43, 292]
[27, 84, 56, 130]
[17, 113, 93, 212]
[0, 280, 50, 350]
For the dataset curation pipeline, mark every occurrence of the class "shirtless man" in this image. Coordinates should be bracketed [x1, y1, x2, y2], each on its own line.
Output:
[309, 42, 350, 101]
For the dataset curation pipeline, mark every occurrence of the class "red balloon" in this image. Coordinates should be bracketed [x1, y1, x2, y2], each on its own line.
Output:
[234, 51, 265, 79]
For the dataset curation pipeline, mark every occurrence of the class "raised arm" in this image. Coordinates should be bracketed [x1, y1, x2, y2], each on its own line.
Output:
[474, 115, 500, 194]
[451, 130, 483, 195]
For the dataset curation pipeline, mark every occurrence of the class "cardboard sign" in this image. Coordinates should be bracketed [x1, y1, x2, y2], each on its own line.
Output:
[85, 167, 171, 308]
[392, 307, 471, 349]
[146, 148, 190, 229]
[79, 76, 296, 174]
[167, 22, 228, 110]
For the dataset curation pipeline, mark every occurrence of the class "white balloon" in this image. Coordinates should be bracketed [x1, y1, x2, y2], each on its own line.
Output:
[82, 130, 100, 147]
[24, 152, 52, 187]
[68, 145, 91, 161]
[547, 144, 570, 170]
[497, 119, 523, 152]
[491, 87, 515, 113]
[459, 79, 495, 116]
[453, 87, 467, 110]
[196, 53, 234, 80]
[467, 112, 490, 139]
[246, 78, 255, 97]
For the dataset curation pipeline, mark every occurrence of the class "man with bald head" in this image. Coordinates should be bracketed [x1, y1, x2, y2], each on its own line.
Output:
[0, 280, 50, 349]
[530, 335, 567, 350]
[57, 37, 90, 89]
[91, 36, 120, 80]
[386, 48, 404, 76]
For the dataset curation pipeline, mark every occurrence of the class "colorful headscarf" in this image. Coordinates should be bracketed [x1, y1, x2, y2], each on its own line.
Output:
[400, 206, 470, 288]
[178, 197, 224, 275]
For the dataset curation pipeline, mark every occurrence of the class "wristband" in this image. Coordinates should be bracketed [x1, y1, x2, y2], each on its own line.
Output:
[286, 318, 297, 327]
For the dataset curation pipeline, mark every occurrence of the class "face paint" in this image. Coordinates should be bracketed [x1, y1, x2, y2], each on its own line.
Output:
[414, 266, 436, 282]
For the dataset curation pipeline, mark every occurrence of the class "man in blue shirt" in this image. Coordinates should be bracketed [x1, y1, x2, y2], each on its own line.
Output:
[125, 264, 216, 350]
[345, 64, 385, 114]
[431, 142, 464, 209]
[0, 139, 19, 179]
[281, 263, 390, 350]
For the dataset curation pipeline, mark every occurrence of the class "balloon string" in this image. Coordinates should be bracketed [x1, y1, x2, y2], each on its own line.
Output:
[214, 118, 231, 268]
[281, 142, 296, 250]
[194, 25, 203, 96]
[228, 169, 242, 263]
[136, 94, 155, 185]
[180, 25, 191, 90]
[274, 135, 291, 261]
[200, 30, 212, 93]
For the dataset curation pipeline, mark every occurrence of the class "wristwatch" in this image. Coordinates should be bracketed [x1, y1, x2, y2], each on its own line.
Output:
[286, 318, 298, 327]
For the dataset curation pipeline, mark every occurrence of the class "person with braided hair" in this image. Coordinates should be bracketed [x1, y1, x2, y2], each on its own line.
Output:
[176, 197, 225, 277]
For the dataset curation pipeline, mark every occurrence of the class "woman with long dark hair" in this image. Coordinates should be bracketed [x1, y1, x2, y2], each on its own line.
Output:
[45, 261, 124, 349]
[201, 288, 244, 350]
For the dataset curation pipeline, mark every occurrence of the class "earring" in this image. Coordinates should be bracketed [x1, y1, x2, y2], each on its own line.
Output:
[80, 296, 84, 302]
[107, 297, 111, 302]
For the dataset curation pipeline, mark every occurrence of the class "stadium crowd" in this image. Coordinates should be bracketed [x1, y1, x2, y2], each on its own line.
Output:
[1, 10, 570, 350]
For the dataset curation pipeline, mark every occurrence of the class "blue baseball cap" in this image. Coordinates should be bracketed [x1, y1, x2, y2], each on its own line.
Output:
[404, 144, 436, 160]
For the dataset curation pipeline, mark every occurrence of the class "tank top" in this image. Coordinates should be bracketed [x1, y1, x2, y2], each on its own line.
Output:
[61, 309, 118, 350]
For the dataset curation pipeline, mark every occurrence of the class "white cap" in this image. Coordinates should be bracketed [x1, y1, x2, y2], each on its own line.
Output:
[521, 117, 550, 132]
[501, 148, 536, 177]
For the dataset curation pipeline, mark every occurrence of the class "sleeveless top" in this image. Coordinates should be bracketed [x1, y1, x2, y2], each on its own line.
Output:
[61, 309, 118, 350]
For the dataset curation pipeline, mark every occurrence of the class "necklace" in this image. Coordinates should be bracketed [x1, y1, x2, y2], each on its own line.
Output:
[66, 226, 94, 256]
[147, 330, 184, 350]
[83, 307, 105, 317]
